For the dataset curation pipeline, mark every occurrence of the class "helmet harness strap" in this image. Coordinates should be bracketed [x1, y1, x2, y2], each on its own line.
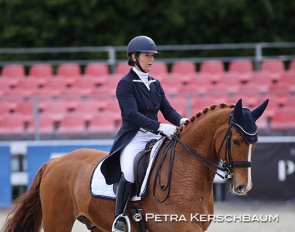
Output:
[134, 52, 147, 73]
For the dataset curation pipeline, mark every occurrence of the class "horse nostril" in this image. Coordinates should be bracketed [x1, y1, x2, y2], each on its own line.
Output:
[236, 185, 246, 193]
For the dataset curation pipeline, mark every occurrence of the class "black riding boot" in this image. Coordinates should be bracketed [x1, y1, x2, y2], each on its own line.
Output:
[113, 173, 132, 232]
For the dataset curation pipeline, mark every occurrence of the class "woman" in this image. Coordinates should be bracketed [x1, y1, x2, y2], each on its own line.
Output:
[101, 35, 188, 232]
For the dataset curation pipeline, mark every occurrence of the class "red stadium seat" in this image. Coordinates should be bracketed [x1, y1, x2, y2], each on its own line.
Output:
[14, 101, 34, 121]
[55, 63, 80, 87]
[206, 83, 239, 96]
[87, 112, 117, 136]
[270, 108, 295, 131]
[0, 79, 14, 97]
[114, 62, 131, 76]
[226, 59, 253, 83]
[36, 78, 68, 97]
[268, 82, 291, 101]
[27, 113, 56, 135]
[28, 64, 53, 87]
[171, 61, 196, 75]
[282, 96, 295, 112]
[0, 114, 26, 136]
[16, 78, 39, 91]
[149, 61, 168, 76]
[41, 101, 68, 121]
[84, 62, 109, 77]
[260, 59, 285, 74]
[199, 60, 225, 83]
[75, 99, 107, 121]
[258, 94, 282, 119]
[2, 78, 39, 99]
[238, 82, 269, 95]
[226, 94, 261, 109]
[228, 59, 253, 74]
[279, 72, 295, 85]
[60, 77, 99, 96]
[103, 98, 120, 114]
[169, 97, 189, 117]
[219, 73, 242, 87]
[289, 59, 295, 73]
[175, 74, 211, 96]
[192, 97, 228, 113]
[200, 60, 225, 75]
[255, 59, 285, 84]
[91, 78, 118, 96]
[1, 64, 25, 78]
[57, 63, 81, 77]
[249, 72, 274, 86]
[56, 113, 86, 137]
[29, 63, 53, 78]
[0, 102, 15, 115]
[160, 73, 193, 87]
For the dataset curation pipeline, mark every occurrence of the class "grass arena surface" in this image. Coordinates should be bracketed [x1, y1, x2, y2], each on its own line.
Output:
[0, 201, 294, 231]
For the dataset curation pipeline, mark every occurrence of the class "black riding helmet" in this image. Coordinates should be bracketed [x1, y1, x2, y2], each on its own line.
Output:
[127, 36, 159, 72]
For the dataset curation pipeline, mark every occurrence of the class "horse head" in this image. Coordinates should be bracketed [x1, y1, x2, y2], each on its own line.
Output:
[220, 99, 268, 196]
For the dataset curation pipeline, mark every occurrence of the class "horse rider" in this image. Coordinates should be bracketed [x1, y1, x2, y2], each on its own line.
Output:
[101, 35, 188, 232]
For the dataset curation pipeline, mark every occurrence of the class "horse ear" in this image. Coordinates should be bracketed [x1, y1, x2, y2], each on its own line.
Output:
[233, 99, 243, 119]
[251, 99, 269, 120]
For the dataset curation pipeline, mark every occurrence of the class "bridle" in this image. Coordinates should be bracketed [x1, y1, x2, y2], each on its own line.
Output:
[217, 113, 254, 178]
[153, 113, 253, 203]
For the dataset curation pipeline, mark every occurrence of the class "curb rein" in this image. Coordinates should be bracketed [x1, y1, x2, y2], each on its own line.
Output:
[153, 114, 252, 203]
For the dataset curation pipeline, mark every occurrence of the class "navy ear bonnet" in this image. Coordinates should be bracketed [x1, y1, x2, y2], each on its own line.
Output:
[230, 99, 269, 144]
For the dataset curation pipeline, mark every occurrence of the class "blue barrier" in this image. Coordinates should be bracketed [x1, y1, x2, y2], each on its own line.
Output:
[0, 146, 11, 207]
[27, 143, 112, 187]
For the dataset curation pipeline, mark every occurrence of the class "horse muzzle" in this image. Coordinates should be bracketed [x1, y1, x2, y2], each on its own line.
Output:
[231, 182, 253, 196]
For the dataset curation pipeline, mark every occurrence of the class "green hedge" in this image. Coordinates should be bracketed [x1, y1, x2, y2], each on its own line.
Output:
[1, 0, 295, 60]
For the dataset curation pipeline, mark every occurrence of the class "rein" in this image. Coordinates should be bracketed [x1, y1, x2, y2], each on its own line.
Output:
[152, 114, 252, 203]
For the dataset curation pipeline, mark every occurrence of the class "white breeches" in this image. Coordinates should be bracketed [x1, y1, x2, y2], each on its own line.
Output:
[120, 130, 161, 183]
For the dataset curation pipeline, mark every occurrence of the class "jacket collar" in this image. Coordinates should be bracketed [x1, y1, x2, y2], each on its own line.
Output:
[128, 69, 158, 106]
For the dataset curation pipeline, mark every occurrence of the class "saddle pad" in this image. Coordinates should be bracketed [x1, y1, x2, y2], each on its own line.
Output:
[90, 137, 165, 201]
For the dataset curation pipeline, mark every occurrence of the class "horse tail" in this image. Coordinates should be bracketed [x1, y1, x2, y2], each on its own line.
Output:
[2, 162, 49, 232]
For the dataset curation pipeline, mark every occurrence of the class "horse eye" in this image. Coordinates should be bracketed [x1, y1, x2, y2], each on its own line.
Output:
[233, 139, 240, 145]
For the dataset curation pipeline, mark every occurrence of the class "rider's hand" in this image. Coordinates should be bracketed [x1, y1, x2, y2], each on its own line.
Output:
[179, 118, 189, 125]
[158, 123, 177, 139]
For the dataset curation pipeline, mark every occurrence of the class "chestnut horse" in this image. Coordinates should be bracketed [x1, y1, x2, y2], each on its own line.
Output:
[2, 99, 268, 232]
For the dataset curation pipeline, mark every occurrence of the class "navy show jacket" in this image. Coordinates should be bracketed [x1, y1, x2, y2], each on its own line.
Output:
[101, 69, 183, 184]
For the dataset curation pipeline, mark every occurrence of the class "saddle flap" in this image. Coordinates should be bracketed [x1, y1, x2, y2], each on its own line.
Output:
[133, 139, 158, 196]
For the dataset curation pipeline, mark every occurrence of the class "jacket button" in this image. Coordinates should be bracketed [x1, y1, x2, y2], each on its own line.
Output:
[155, 106, 159, 109]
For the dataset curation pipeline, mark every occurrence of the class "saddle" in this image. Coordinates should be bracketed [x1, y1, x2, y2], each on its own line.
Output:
[133, 139, 158, 196]
[113, 139, 158, 197]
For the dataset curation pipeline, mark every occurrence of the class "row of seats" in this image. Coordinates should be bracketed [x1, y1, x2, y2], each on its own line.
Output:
[0, 95, 294, 139]
[0, 64, 294, 98]
[1, 58, 295, 79]
[0, 98, 121, 139]
[1, 59, 294, 101]
[0, 111, 121, 139]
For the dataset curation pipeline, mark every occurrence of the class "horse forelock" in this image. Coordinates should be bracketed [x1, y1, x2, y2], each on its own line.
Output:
[179, 102, 235, 132]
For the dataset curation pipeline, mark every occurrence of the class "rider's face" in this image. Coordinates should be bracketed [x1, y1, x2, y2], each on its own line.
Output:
[132, 52, 155, 73]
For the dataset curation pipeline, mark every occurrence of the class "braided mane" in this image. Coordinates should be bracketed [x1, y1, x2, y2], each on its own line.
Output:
[179, 102, 235, 132]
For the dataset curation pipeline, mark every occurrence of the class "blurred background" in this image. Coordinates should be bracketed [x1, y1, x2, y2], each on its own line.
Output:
[0, 0, 294, 223]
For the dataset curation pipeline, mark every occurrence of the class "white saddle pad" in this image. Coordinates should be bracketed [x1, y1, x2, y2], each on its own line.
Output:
[90, 137, 165, 201]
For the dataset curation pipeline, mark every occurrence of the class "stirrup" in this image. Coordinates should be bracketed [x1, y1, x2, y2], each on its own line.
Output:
[112, 214, 131, 232]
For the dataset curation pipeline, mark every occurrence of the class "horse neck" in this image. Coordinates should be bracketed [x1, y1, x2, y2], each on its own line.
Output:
[175, 106, 232, 187]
